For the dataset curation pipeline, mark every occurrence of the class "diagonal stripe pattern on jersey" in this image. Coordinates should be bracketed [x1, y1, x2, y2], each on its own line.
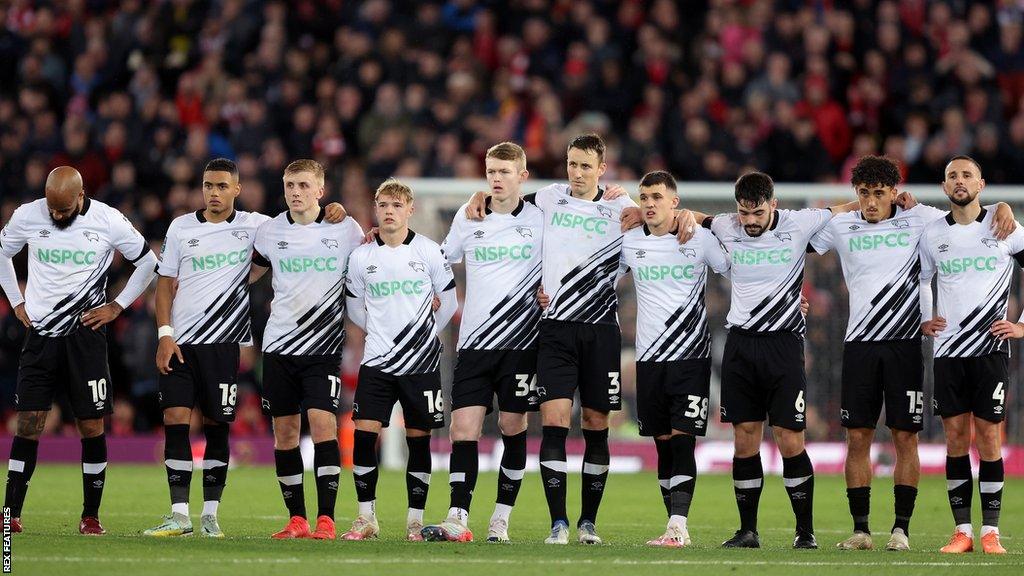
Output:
[461, 260, 542, 350]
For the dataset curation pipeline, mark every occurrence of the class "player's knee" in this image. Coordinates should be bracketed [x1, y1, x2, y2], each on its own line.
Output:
[497, 412, 527, 436]
[354, 419, 383, 434]
[581, 409, 608, 430]
[891, 429, 918, 451]
[162, 407, 191, 426]
[16, 411, 47, 441]
[76, 418, 104, 438]
[846, 428, 874, 451]
[406, 428, 431, 439]
[773, 428, 805, 458]
[272, 416, 301, 449]
[449, 420, 480, 442]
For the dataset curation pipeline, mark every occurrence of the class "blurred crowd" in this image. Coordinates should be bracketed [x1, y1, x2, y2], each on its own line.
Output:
[2, 0, 1024, 439]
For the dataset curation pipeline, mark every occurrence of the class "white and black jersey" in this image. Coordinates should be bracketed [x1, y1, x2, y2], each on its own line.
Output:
[920, 208, 1024, 357]
[620, 226, 730, 361]
[810, 204, 947, 342]
[533, 183, 637, 325]
[708, 208, 832, 334]
[157, 209, 270, 345]
[346, 230, 456, 375]
[0, 197, 148, 336]
[442, 199, 543, 350]
[253, 210, 363, 356]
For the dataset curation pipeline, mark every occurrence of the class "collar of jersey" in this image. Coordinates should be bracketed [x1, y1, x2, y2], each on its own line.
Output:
[285, 207, 325, 225]
[375, 229, 416, 246]
[858, 203, 899, 222]
[566, 186, 604, 202]
[944, 207, 987, 226]
[196, 209, 237, 223]
[80, 196, 92, 216]
[484, 197, 525, 216]
[642, 223, 678, 237]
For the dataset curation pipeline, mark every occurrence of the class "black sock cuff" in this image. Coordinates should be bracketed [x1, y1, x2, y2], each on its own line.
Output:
[203, 423, 229, 442]
[274, 447, 303, 473]
[733, 454, 763, 479]
[313, 440, 340, 462]
[542, 426, 569, 440]
[164, 424, 191, 458]
[452, 440, 478, 451]
[81, 435, 106, 462]
[782, 451, 813, 476]
[893, 484, 917, 496]
[670, 434, 696, 450]
[354, 429, 378, 445]
[406, 436, 432, 470]
[946, 454, 972, 477]
[10, 435, 39, 461]
[847, 486, 870, 498]
[502, 430, 527, 442]
[979, 458, 1004, 480]
[582, 428, 609, 442]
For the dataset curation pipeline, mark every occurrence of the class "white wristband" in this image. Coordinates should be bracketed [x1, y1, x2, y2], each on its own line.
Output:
[158, 325, 174, 339]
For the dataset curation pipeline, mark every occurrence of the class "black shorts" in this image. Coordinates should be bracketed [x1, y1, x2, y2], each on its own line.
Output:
[720, 329, 807, 430]
[261, 353, 343, 417]
[536, 320, 622, 411]
[17, 327, 112, 419]
[158, 343, 240, 423]
[841, 339, 924, 431]
[353, 365, 444, 430]
[451, 348, 539, 413]
[933, 353, 1009, 423]
[636, 358, 712, 437]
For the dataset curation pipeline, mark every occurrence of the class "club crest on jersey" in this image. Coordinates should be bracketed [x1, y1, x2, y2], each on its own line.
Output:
[596, 205, 613, 219]
[891, 219, 910, 229]
[261, 398, 271, 411]
[473, 230, 485, 238]
[82, 231, 100, 242]
[981, 238, 1000, 248]
[366, 265, 377, 274]
[515, 226, 533, 238]
[557, 198, 568, 205]
[39, 230, 50, 237]
[277, 241, 288, 249]
[774, 232, 792, 242]
[938, 244, 949, 253]
[232, 230, 250, 240]
[322, 238, 339, 249]
[409, 261, 426, 273]
[680, 247, 697, 257]
[848, 224, 861, 231]
[841, 409, 850, 420]
[635, 250, 646, 259]
[188, 238, 199, 247]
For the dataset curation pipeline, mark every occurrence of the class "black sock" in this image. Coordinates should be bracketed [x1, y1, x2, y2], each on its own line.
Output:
[449, 440, 478, 513]
[783, 450, 815, 534]
[847, 486, 870, 534]
[496, 431, 527, 508]
[4, 436, 39, 518]
[892, 484, 917, 535]
[81, 435, 107, 518]
[202, 424, 229, 507]
[669, 434, 697, 518]
[406, 435, 432, 513]
[579, 428, 610, 526]
[979, 458, 1004, 529]
[945, 455, 972, 526]
[352, 430, 379, 512]
[313, 440, 341, 519]
[733, 454, 763, 532]
[654, 437, 672, 516]
[274, 447, 305, 518]
[164, 424, 192, 510]
[539, 426, 569, 526]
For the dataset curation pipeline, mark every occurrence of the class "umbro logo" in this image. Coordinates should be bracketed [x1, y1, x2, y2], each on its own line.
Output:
[328, 481, 339, 490]
[848, 225, 861, 231]
[515, 226, 533, 238]
[994, 405, 1003, 414]
[434, 413, 443, 422]
[635, 250, 646, 259]
[596, 205, 613, 219]
[412, 487, 425, 495]
[95, 401, 104, 409]
[277, 241, 289, 249]
[322, 238, 339, 249]
[547, 478, 561, 487]
[892, 219, 910, 229]
[38, 230, 50, 237]
[409, 261, 426, 272]
[591, 481, 604, 490]
[989, 500, 1001, 508]
[205, 474, 217, 482]
[795, 413, 805, 422]
[938, 244, 949, 253]
[557, 198, 568, 205]
[188, 238, 200, 247]
[950, 496, 963, 505]
[92, 480, 104, 488]
[774, 232, 792, 242]
[366, 266, 377, 274]
[473, 230, 485, 238]
[82, 231, 100, 242]
[694, 419, 704, 427]
[981, 238, 1000, 248]
[223, 406, 234, 415]
[913, 415, 922, 423]
[790, 491, 807, 500]
[232, 230, 249, 240]
[680, 247, 696, 257]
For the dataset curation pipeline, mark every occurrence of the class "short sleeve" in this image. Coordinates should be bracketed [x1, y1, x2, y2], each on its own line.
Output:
[441, 212, 465, 264]
[790, 208, 832, 237]
[809, 222, 835, 255]
[157, 220, 181, 278]
[700, 229, 731, 274]
[0, 206, 30, 258]
[109, 210, 149, 262]
[708, 214, 731, 239]
[344, 250, 365, 297]
[429, 245, 456, 293]
[533, 183, 562, 212]
[911, 203, 948, 224]
[1007, 225, 1024, 267]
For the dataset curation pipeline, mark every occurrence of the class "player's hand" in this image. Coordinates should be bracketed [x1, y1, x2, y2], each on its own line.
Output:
[674, 209, 697, 244]
[13, 303, 31, 328]
[537, 287, 549, 309]
[362, 227, 379, 245]
[991, 202, 1016, 241]
[620, 207, 642, 232]
[432, 294, 441, 312]
[466, 191, 488, 221]
[921, 317, 947, 337]
[156, 336, 184, 375]
[324, 202, 347, 223]
[895, 190, 918, 209]
[800, 295, 810, 316]
[81, 302, 123, 330]
[990, 319, 1024, 340]
[604, 184, 627, 200]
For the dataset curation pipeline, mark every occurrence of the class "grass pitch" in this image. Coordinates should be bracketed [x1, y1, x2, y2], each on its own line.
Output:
[6, 464, 1022, 575]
